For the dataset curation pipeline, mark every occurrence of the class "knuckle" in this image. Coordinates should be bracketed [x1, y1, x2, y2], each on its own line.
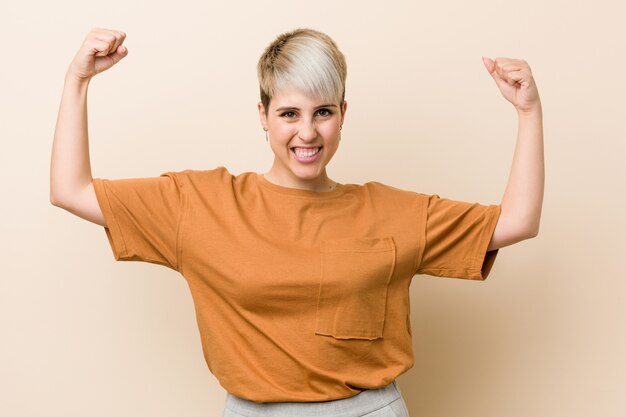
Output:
[103, 34, 116, 44]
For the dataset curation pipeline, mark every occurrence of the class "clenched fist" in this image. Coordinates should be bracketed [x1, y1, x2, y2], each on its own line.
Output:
[482, 56, 541, 114]
[67, 28, 128, 81]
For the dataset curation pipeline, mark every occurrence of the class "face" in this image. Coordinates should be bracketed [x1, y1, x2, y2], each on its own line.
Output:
[258, 87, 348, 190]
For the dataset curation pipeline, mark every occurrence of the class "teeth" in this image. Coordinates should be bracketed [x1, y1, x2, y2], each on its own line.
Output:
[293, 147, 320, 158]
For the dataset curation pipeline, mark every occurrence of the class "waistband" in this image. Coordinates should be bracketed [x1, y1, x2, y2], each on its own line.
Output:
[224, 381, 401, 417]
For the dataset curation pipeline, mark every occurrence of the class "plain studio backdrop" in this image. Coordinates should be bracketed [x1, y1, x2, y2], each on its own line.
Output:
[1, 0, 624, 416]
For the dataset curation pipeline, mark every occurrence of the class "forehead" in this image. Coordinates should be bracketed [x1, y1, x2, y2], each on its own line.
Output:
[271, 87, 337, 109]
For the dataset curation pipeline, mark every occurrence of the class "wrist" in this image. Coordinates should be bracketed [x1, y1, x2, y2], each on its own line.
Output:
[64, 71, 91, 87]
[517, 103, 542, 118]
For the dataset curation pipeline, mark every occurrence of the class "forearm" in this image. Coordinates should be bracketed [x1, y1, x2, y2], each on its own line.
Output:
[50, 74, 93, 204]
[500, 104, 545, 237]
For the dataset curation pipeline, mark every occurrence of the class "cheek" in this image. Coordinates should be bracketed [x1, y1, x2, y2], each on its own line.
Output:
[273, 124, 295, 140]
[321, 124, 341, 138]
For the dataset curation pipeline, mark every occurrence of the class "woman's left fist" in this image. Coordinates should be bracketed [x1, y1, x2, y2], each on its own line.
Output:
[482, 57, 541, 113]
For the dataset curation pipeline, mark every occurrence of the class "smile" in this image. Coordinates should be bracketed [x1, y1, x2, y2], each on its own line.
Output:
[291, 146, 322, 163]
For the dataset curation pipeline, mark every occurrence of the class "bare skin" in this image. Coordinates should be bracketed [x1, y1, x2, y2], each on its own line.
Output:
[50, 28, 128, 226]
[480, 56, 544, 250]
[257, 88, 347, 192]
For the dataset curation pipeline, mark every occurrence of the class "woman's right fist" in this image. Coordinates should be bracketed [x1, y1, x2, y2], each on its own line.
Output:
[67, 28, 128, 81]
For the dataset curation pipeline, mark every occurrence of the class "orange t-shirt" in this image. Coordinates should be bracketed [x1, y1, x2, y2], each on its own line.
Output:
[92, 166, 501, 403]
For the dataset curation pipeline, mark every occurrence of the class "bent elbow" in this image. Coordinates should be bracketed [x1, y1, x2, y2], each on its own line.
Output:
[526, 226, 540, 239]
[50, 192, 69, 208]
[50, 193, 60, 207]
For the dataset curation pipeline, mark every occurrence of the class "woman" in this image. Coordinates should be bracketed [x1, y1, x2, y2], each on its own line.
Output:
[50, 27, 544, 416]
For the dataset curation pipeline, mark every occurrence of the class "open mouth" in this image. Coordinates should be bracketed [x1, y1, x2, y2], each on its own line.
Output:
[291, 146, 323, 162]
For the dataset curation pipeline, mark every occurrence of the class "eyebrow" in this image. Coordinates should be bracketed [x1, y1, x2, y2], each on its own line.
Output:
[275, 104, 337, 112]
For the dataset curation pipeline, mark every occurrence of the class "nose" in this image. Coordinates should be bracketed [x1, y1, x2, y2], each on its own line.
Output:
[297, 119, 318, 142]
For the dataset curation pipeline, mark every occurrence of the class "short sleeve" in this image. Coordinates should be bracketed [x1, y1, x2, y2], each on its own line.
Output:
[415, 194, 501, 280]
[91, 171, 187, 271]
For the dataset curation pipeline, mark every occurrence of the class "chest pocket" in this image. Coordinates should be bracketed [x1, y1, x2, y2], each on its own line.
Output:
[315, 236, 397, 340]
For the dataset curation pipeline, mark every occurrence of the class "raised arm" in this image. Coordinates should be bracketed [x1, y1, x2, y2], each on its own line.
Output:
[481, 56, 544, 251]
[49, 28, 128, 227]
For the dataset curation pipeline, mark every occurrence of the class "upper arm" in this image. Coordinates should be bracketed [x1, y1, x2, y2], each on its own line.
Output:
[486, 208, 535, 252]
[416, 194, 502, 280]
[51, 172, 187, 271]
[52, 181, 107, 227]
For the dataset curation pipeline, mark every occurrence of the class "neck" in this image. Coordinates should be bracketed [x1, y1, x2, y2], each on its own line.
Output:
[263, 165, 337, 192]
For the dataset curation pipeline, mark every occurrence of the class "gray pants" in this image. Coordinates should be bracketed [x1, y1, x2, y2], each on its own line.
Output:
[222, 380, 410, 417]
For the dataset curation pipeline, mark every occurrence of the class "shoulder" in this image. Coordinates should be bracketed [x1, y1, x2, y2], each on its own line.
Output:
[340, 180, 428, 215]
[356, 180, 426, 203]
[166, 166, 260, 197]
[167, 166, 235, 185]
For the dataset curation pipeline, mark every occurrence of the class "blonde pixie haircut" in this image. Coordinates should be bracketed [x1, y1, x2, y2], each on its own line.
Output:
[257, 28, 347, 115]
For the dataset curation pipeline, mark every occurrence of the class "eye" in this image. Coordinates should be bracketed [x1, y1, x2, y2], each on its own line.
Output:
[317, 108, 332, 116]
[281, 111, 296, 118]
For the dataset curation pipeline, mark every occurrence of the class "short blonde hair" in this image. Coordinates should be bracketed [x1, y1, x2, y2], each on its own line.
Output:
[257, 28, 347, 115]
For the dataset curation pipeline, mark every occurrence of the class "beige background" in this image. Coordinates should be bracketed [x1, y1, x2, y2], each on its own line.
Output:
[1, 0, 624, 416]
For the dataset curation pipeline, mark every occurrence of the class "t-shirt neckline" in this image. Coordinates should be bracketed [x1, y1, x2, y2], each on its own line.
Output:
[254, 172, 346, 199]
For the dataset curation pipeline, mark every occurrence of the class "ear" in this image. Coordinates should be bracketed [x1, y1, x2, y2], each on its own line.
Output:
[257, 101, 268, 130]
[341, 100, 348, 125]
